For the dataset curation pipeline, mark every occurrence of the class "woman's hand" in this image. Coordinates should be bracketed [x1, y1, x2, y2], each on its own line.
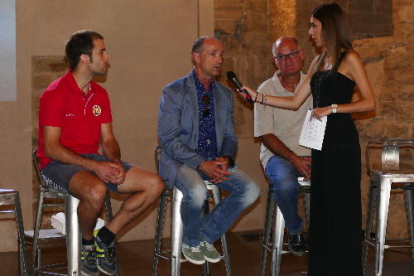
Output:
[311, 106, 332, 120]
[237, 86, 257, 102]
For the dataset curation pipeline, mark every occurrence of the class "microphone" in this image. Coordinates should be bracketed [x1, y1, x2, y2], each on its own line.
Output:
[226, 71, 253, 103]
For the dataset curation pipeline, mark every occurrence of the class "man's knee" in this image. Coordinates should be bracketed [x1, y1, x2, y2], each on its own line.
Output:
[243, 181, 260, 206]
[181, 182, 207, 207]
[70, 172, 107, 209]
[146, 174, 165, 199]
[270, 176, 299, 195]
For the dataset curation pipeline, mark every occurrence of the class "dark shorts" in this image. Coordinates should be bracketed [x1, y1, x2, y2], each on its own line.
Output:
[41, 154, 133, 194]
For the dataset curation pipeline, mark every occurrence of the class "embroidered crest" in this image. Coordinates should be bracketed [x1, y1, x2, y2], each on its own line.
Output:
[92, 105, 102, 116]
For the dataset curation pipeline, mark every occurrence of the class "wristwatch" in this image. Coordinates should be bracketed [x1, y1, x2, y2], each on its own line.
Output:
[331, 104, 338, 114]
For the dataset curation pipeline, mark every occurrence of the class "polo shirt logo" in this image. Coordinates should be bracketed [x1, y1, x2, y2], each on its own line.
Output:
[92, 105, 102, 116]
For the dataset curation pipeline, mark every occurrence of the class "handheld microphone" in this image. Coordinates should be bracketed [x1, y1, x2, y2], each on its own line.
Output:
[226, 71, 253, 103]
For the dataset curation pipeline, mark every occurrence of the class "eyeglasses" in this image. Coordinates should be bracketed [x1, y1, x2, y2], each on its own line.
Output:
[274, 50, 300, 61]
[202, 95, 211, 117]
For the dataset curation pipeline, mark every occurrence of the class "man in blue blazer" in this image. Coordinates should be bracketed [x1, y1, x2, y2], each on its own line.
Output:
[158, 37, 260, 265]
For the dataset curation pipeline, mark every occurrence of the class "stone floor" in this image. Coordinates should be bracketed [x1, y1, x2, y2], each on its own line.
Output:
[0, 231, 413, 276]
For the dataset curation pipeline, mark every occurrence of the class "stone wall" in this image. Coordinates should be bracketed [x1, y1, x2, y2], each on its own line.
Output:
[355, 0, 414, 238]
[215, 0, 271, 137]
[215, 0, 414, 238]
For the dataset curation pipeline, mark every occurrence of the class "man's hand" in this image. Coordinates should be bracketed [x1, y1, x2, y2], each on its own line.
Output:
[92, 161, 125, 184]
[110, 160, 126, 184]
[198, 158, 231, 184]
[291, 156, 311, 180]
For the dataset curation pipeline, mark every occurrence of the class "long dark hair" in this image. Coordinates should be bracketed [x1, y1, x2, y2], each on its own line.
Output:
[311, 3, 352, 71]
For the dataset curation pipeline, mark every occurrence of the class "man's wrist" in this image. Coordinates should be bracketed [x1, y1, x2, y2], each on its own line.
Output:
[196, 161, 205, 171]
[112, 158, 122, 165]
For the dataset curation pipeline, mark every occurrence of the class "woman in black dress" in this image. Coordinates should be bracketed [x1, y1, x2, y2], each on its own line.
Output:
[241, 3, 375, 275]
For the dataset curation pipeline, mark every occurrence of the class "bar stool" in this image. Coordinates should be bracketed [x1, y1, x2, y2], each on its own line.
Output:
[152, 147, 232, 276]
[0, 189, 30, 276]
[260, 177, 311, 276]
[362, 139, 414, 276]
[30, 151, 118, 276]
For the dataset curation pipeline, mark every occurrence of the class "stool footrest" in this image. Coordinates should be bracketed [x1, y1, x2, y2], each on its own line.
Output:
[35, 261, 68, 276]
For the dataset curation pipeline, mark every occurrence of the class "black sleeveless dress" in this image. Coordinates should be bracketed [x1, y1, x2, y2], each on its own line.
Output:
[308, 52, 363, 276]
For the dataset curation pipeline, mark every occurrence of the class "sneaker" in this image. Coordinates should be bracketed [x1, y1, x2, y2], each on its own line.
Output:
[288, 233, 307, 256]
[182, 243, 205, 265]
[94, 234, 117, 275]
[80, 244, 98, 276]
[199, 239, 221, 263]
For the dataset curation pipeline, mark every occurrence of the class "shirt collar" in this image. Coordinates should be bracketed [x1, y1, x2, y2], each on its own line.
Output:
[192, 70, 216, 93]
[64, 70, 94, 96]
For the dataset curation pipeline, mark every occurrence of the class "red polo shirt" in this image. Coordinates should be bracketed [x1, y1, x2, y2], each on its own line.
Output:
[37, 71, 113, 169]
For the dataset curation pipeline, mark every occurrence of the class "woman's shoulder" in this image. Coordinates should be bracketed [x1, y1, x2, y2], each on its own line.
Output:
[338, 49, 365, 81]
[342, 49, 361, 63]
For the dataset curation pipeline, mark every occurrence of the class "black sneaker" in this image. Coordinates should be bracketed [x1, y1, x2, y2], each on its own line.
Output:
[95, 234, 117, 275]
[80, 244, 98, 276]
[288, 233, 307, 256]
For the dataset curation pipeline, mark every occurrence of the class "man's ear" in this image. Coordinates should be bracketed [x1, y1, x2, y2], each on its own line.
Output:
[299, 49, 305, 60]
[192, 52, 200, 63]
[80, 54, 90, 64]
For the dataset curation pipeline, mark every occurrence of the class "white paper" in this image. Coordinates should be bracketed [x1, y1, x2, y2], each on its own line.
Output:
[25, 229, 64, 239]
[299, 109, 327, 151]
[51, 212, 105, 235]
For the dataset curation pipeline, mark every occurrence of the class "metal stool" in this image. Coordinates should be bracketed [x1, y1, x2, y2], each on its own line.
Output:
[152, 147, 231, 276]
[362, 139, 414, 276]
[260, 177, 311, 276]
[30, 151, 118, 276]
[0, 189, 30, 276]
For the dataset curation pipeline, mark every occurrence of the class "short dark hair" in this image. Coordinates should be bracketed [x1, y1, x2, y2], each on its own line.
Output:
[65, 30, 104, 70]
[191, 36, 213, 54]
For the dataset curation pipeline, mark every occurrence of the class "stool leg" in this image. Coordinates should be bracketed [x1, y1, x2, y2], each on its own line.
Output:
[104, 192, 120, 276]
[202, 199, 211, 276]
[14, 192, 29, 276]
[375, 176, 392, 276]
[404, 188, 414, 272]
[260, 189, 275, 276]
[66, 195, 80, 276]
[31, 187, 45, 276]
[211, 186, 232, 276]
[152, 190, 169, 276]
[271, 204, 285, 276]
[171, 187, 184, 276]
[304, 190, 311, 229]
[362, 180, 378, 274]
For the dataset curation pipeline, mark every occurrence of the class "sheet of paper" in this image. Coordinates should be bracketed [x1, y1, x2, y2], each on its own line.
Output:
[299, 109, 327, 151]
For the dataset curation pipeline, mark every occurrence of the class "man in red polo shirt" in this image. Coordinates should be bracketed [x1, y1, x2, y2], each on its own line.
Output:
[37, 30, 164, 276]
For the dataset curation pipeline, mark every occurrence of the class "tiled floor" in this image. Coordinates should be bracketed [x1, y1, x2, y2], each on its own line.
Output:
[0, 231, 413, 276]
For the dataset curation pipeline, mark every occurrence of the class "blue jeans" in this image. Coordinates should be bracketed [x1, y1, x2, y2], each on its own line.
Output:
[175, 165, 260, 247]
[265, 155, 304, 234]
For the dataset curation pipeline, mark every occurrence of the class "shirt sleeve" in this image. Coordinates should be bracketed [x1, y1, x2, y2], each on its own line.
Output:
[39, 89, 65, 127]
[100, 90, 113, 124]
[254, 82, 275, 137]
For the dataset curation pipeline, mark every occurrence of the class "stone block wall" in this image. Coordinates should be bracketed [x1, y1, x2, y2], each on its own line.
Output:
[215, 0, 272, 137]
[354, 0, 414, 238]
[215, 0, 414, 238]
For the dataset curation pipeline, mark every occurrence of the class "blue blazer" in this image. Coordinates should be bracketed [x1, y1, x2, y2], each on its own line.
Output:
[157, 71, 238, 188]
